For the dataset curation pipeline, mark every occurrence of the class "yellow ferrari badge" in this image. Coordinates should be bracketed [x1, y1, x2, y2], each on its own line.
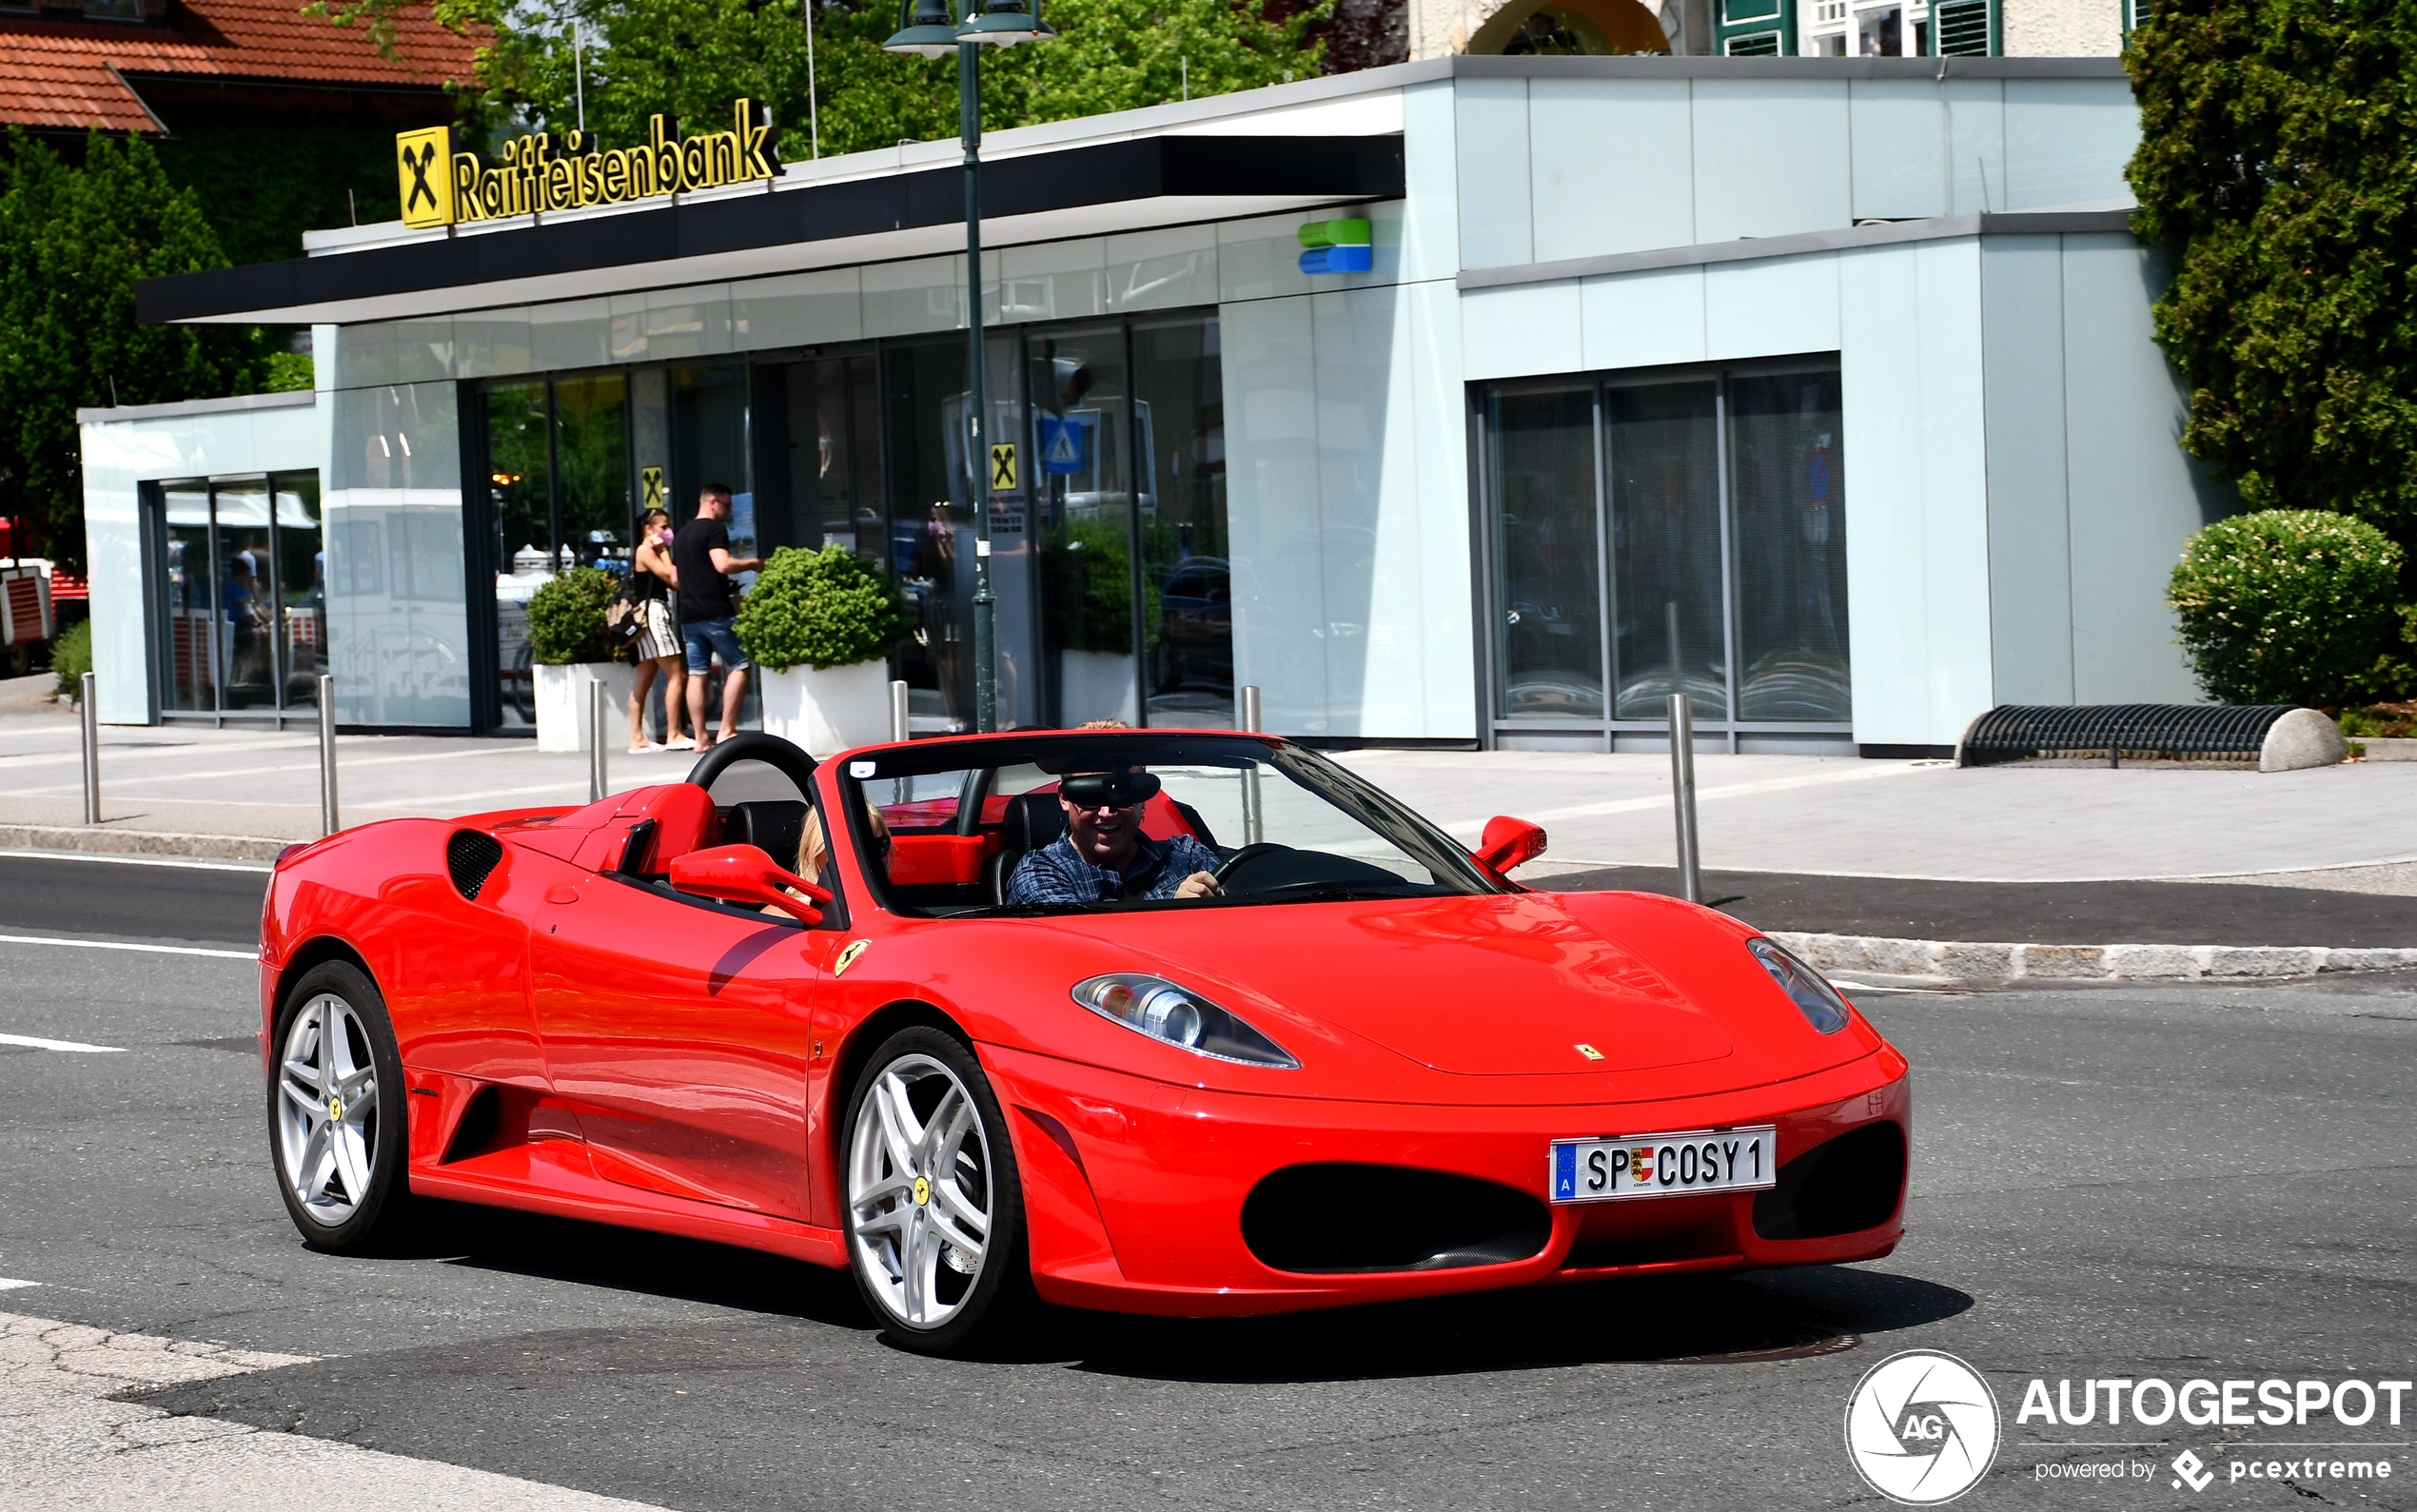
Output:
[326, 1095, 344, 1123]
[1573, 1043, 1604, 1061]
[833, 939, 870, 976]
[912, 1176, 931, 1207]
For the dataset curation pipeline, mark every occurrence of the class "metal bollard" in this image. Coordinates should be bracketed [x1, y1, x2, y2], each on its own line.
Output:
[1668, 693, 1701, 904]
[890, 679, 911, 743]
[589, 678, 609, 803]
[79, 672, 100, 826]
[1238, 685, 1264, 845]
[318, 675, 340, 836]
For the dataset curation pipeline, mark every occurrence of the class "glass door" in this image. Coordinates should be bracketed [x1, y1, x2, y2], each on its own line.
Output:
[1132, 315, 1232, 728]
[1028, 323, 1139, 728]
[1489, 384, 1604, 721]
[147, 473, 325, 723]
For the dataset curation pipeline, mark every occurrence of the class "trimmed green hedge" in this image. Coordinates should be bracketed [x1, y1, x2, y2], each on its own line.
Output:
[736, 545, 910, 672]
[526, 566, 619, 665]
[2168, 510, 2406, 705]
[50, 617, 91, 699]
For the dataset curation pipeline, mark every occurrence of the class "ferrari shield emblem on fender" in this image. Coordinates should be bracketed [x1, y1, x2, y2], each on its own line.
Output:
[833, 939, 870, 976]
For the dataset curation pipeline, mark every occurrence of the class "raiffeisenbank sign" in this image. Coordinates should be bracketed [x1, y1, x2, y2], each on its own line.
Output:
[394, 100, 777, 228]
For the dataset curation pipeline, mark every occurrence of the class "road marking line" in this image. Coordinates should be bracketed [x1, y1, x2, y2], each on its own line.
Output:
[0, 848, 271, 874]
[0, 1032, 126, 1053]
[1433, 759, 1924, 830]
[0, 1278, 37, 1290]
[0, 933, 253, 960]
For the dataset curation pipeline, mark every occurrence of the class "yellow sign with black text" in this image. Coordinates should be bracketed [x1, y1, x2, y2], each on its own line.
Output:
[395, 101, 777, 229]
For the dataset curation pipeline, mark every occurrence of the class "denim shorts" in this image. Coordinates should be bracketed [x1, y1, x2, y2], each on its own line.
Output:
[681, 616, 750, 675]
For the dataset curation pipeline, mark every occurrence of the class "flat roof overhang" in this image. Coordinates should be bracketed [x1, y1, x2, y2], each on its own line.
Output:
[138, 133, 1405, 326]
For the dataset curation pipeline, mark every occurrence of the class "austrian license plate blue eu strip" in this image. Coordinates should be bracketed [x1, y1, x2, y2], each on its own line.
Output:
[1549, 1125, 1778, 1204]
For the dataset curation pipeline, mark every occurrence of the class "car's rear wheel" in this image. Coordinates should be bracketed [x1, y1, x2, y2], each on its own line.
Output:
[843, 1027, 1030, 1353]
[268, 960, 414, 1251]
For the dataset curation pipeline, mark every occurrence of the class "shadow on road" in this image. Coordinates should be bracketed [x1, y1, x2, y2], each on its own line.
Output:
[319, 1198, 1969, 1384]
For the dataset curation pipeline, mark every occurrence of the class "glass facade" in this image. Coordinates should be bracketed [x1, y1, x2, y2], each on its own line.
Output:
[147, 471, 324, 720]
[327, 379, 468, 728]
[1481, 359, 1850, 746]
[465, 310, 1231, 737]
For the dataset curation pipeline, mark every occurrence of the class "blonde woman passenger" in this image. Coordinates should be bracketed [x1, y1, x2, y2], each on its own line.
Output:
[768, 801, 891, 920]
[626, 507, 693, 752]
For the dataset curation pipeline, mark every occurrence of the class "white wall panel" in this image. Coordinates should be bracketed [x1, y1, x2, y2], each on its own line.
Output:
[1704, 252, 1840, 360]
[1979, 235, 2074, 705]
[1454, 78, 1533, 269]
[1529, 78, 1694, 263]
[1849, 79, 1949, 221]
[1691, 79, 1852, 244]
[2003, 78, 2139, 209]
[731, 268, 864, 347]
[1582, 265, 1707, 372]
[1220, 295, 1329, 735]
[1460, 283, 1584, 381]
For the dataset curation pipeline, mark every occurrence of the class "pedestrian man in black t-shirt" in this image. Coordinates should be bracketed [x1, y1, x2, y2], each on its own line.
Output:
[673, 483, 763, 750]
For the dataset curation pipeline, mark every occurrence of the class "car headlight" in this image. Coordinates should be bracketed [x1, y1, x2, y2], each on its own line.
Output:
[1746, 937, 1852, 1034]
[1071, 973, 1300, 1069]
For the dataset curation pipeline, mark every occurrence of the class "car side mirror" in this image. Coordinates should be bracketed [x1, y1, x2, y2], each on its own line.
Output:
[1474, 816, 1547, 875]
[668, 844, 832, 922]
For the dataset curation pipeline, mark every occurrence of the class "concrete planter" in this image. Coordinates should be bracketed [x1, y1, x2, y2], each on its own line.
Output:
[534, 661, 635, 753]
[1056, 650, 1138, 728]
[759, 659, 891, 757]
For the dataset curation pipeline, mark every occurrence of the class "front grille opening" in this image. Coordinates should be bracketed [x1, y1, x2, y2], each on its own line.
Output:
[1243, 1163, 1550, 1274]
[1751, 1122, 1906, 1241]
[446, 829, 504, 901]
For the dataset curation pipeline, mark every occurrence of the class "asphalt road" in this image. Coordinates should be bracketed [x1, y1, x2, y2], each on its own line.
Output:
[0, 850, 266, 946]
[1, 860, 2411, 1510]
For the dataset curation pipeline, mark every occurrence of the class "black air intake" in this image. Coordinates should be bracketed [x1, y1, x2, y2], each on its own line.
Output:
[1751, 1123, 1905, 1241]
[446, 830, 504, 902]
[1243, 1164, 1549, 1273]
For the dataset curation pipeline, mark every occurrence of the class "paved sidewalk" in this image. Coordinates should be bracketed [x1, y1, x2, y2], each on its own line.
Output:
[10, 689, 2414, 880]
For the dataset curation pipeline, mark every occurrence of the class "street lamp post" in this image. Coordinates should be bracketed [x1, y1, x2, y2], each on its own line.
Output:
[885, 0, 1053, 735]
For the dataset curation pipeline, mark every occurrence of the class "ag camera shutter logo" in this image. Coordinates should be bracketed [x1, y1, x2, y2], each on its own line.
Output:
[1844, 1349, 2002, 1504]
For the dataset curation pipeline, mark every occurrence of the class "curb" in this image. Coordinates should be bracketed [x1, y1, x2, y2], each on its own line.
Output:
[0, 824, 290, 863]
[1770, 931, 2417, 983]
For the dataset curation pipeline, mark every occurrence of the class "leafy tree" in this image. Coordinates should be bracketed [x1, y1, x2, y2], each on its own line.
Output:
[324, 0, 1322, 161]
[2126, 0, 2417, 541]
[0, 128, 270, 573]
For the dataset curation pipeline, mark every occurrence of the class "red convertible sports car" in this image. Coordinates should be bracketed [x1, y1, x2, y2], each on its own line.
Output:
[260, 729, 1910, 1352]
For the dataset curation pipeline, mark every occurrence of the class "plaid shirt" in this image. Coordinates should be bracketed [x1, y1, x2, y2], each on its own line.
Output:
[1004, 832, 1224, 905]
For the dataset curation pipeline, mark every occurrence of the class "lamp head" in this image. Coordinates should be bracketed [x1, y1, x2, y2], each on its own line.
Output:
[957, 0, 1052, 44]
[883, 0, 963, 55]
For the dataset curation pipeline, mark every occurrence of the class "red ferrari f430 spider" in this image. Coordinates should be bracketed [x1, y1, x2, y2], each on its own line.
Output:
[260, 729, 1909, 1352]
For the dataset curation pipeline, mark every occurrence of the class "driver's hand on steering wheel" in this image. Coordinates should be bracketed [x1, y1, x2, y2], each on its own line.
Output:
[1174, 871, 1225, 899]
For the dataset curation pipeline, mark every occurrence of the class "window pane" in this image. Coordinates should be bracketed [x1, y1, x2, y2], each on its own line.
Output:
[1132, 315, 1230, 728]
[212, 480, 278, 710]
[1490, 385, 1602, 720]
[1028, 324, 1138, 728]
[1606, 381, 1724, 720]
[157, 481, 215, 713]
[555, 373, 630, 569]
[486, 381, 551, 729]
[885, 339, 974, 733]
[1729, 370, 1851, 721]
[273, 472, 324, 709]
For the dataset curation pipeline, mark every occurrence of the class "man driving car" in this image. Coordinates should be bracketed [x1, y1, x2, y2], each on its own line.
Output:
[1004, 769, 1224, 905]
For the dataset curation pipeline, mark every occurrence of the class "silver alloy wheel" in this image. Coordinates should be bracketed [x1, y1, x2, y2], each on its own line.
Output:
[274, 992, 380, 1227]
[847, 1052, 992, 1329]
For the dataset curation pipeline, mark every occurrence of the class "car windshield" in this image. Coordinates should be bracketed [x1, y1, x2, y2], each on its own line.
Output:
[837, 734, 1503, 917]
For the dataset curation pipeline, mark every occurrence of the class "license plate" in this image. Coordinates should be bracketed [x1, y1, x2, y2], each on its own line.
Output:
[1549, 1125, 1778, 1204]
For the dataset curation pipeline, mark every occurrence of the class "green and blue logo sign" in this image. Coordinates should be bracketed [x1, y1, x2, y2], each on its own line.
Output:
[1298, 218, 1372, 275]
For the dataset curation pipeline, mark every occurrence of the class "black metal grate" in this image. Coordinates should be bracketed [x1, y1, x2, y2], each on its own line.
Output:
[1958, 703, 2296, 767]
[445, 829, 504, 901]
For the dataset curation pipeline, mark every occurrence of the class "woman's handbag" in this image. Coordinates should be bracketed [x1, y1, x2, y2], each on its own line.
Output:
[603, 580, 644, 648]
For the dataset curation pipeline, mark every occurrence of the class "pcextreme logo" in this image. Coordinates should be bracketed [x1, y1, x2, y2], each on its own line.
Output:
[397, 100, 778, 229]
[1844, 1349, 2002, 1505]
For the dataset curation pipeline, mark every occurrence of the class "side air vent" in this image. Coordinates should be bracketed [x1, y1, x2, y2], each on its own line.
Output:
[446, 829, 505, 901]
[1751, 1122, 1906, 1241]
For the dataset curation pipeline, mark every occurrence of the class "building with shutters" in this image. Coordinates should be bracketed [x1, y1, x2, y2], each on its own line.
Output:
[94, 54, 2221, 754]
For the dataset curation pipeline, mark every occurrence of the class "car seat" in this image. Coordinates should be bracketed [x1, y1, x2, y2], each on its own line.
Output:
[990, 791, 1067, 903]
[720, 801, 809, 872]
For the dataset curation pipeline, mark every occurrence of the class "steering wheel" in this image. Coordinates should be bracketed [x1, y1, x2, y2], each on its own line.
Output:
[684, 732, 818, 801]
[1213, 842, 1294, 893]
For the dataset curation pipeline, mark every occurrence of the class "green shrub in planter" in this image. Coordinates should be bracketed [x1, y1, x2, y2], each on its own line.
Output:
[50, 618, 91, 699]
[2168, 510, 2406, 705]
[737, 545, 911, 672]
[527, 567, 620, 665]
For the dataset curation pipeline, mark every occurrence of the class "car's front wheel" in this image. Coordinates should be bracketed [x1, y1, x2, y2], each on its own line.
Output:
[268, 960, 415, 1251]
[843, 1027, 1030, 1353]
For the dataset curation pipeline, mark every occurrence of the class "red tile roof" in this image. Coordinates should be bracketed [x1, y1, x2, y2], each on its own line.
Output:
[0, 0, 480, 132]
